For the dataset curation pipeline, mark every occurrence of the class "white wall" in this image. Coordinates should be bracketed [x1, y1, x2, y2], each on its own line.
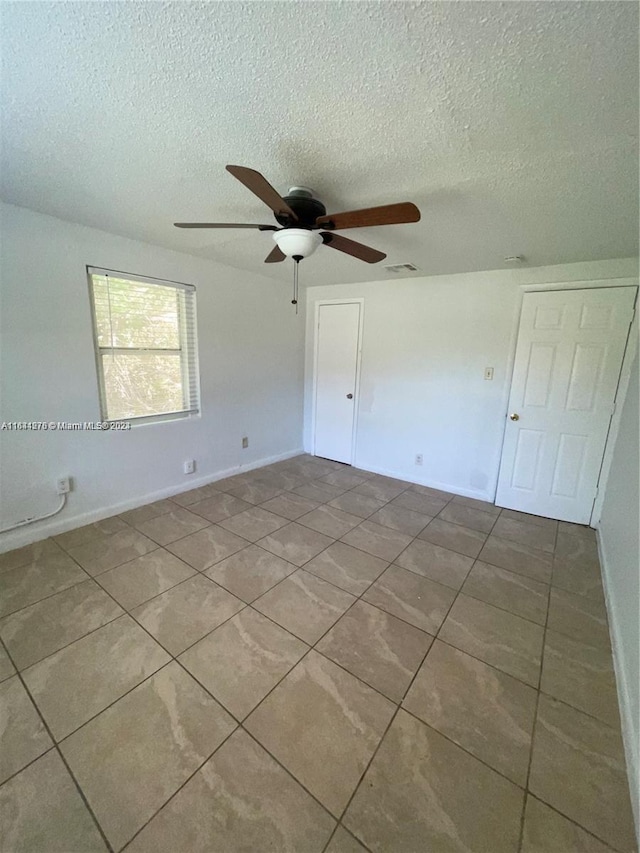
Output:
[598, 349, 639, 831]
[304, 258, 638, 500]
[0, 203, 305, 551]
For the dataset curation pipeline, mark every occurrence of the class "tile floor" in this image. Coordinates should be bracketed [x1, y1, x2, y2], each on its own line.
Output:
[0, 454, 636, 853]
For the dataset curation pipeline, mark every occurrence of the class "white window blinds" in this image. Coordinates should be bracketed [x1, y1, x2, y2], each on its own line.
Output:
[88, 267, 200, 424]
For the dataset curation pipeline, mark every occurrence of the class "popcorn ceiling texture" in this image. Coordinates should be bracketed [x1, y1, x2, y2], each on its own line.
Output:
[1, 1, 637, 285]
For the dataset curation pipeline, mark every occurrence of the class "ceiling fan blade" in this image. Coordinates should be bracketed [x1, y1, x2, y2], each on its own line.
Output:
[265, 245, 286, 263]
[321, 232, 386, 263]
[174, 223, 277, 229]
[226, 165, 298, 221]
[317, 202, 420, 230]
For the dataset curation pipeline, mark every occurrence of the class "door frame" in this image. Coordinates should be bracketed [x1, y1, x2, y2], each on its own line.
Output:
[495, 278, 638, 525]
[311, 298, 365, 465]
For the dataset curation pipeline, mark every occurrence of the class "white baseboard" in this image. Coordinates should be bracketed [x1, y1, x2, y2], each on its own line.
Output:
[596, 529, 640, 841]
[352, 460, 494, 503]
[0, 448, 305, 553]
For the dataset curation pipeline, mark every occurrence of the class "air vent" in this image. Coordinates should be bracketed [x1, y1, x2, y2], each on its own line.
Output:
[383, 263, 421, 274]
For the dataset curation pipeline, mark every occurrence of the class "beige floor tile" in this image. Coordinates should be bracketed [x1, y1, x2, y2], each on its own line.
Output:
[218, 506, 288, 541]
[547, 587, 611, 647]
[170, 483, 221, 507]
[132, 575, 244, 655]
[226, 481, 284, 504]
[246, 651, 394, 816]
[403, 640, 536, 785]
[0, 555, 88, 618]
[363, 564, 456, 633]
[317, 600, 433, 702]
[558, 521, 597, 542]
[257, 522, 333, 567]
[54, 516, 130, 550]
[294, 481, 348, 502]
[552, 556, 604, 600]
[167, 524, 249, 571]
[205, 544, 296, 602]
[478, 535, 553, 583]
[438, 502, 498, 533]
[500, 508, 558, 532]
[492, 516, 556, 553]
[134, 507, 209, 546]
[119, 499, 177, 526]
[352, 480, 406, 502]
[529, 695, 636, 853]
[304, 542, 388, 595]
[522, 795, 616, 853]
[368, 504, 432, 536]
[253, 570, 355, 644]
[187, 492, 253, 523]
[125, 729, 334, 853]
[418, 517, 487, 557]
[0, 676, 52, 783]
[23, 615, 170, 740]
[0, 750, 108, 852]
[0, 538, 67, 574]
[254, 471, 307, 492]
[180, 608, 307, 719]
[67, 529, 158, 576]
[260, 492, 320, 520]
[0, 645, 15, 682]
[97, 549, 196, 610]
[325, 826, 369, 853]
[391, 490, 448, 516]
[341, 521, 413, 562]
[212, 473, 252, 492]
[328, 491, 386, 519]
[451, 494, 501, 516]
[554, 531, 600, 565]
[319, 470, 369, 489]
[439, 594, 544, 686]
[343, 709, 523, 853]
[61, 662, 236, 851]
[395, 537, 473, 590]
[541, 630, 620, 726]
[298, 505, 362, 538]
[408, 483, 455, 501]
[462, 560, 549, 625]
[0, 579, 124, 670]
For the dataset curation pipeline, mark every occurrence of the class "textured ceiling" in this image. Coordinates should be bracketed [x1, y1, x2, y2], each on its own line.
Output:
[1, 1, 638, 286]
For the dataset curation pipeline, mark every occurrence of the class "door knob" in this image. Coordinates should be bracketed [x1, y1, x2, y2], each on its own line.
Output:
[510, 413, 520, 421]
[346, 393, 353, 399]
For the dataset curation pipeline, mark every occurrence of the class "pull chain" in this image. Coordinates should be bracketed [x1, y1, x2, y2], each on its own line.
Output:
[292, 256, 301, 314]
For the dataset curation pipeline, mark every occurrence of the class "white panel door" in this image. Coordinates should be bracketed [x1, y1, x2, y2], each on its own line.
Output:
[313, 302, 361, 464]
[496, 287, 636, 523]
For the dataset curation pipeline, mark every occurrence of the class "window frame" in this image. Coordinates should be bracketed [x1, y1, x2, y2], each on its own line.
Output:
[87, 266, 201, 426]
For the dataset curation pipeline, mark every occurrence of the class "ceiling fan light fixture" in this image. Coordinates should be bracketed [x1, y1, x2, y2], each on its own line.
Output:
[273, 228, 322, 259]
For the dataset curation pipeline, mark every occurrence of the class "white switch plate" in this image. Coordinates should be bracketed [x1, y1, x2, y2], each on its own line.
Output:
[415, 454, 423, 466]
[484, 367, 494, 380]
[183, 460, 195, 475]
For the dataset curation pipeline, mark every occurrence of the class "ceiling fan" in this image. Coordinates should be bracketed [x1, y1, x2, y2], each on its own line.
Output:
[174, 165, 421, 265]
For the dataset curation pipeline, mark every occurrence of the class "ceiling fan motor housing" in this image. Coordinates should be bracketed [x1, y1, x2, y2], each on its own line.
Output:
[276, 187, 326, 228]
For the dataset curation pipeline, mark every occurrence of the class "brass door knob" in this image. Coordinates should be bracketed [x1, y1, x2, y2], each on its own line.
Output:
[346, 393, 353, 399]
[510, 413, 520, 421]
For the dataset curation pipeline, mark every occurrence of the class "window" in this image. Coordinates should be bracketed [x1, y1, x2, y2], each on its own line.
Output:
[88, 267, 200, 424]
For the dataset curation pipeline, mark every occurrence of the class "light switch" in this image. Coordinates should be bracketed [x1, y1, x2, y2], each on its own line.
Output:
[484, 367, 494, 380]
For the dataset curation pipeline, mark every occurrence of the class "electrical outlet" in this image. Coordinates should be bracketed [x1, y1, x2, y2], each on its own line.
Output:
[415, 454, 423, 466]
[242, 436, 249, 449]
[484, 367, 494, 380]
[56, 476, 71, 495]
[183, 460, 195, 475]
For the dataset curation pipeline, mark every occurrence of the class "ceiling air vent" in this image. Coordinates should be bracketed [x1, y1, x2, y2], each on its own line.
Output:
[383, 263, 421, 274]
